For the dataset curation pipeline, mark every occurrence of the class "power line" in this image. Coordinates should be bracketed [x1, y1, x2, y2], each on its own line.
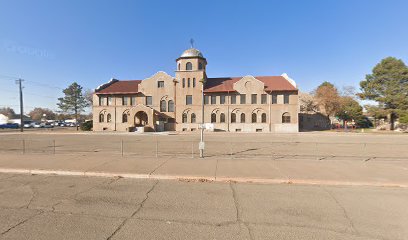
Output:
[0, 73, 64, 90]
[25, 80, 63, 90]
[0, 74, 20, 80]
[0, 88, 59, 99]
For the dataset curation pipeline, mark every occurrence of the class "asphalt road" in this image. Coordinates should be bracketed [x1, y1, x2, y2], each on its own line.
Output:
[0, 173, 407, 240]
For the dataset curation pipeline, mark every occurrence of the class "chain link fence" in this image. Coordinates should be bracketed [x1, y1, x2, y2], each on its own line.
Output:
[0, 138, 407, 161]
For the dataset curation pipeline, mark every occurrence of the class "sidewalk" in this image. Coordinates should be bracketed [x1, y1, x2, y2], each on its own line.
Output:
[0, 153, 407, 187]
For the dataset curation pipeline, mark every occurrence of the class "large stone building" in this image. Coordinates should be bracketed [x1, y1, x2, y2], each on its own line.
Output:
[93, 47, 299, 132]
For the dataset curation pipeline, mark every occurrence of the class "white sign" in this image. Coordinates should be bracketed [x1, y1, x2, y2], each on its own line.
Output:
[198, 123, 214, 130]
[199, 141, 205, 150]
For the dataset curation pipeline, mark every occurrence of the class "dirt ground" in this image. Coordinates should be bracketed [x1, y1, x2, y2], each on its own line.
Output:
[0, 131, 407, 160]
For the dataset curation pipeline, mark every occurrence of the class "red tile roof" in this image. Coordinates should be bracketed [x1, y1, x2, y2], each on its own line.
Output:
[96, 76, 296, 94]
[96, 80, 142, 94]
[204, 76, 297, 93]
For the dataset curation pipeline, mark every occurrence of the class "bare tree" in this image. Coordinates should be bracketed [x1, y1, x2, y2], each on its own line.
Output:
[299, 92, 318, 113]
[0, 107, 16, 118]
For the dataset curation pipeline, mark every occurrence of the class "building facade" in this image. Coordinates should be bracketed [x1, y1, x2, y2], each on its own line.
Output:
[93, 47, 299, 133]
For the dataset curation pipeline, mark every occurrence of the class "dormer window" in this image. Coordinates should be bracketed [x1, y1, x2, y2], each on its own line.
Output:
[186, 62, 192, 71]
[198, 62, 203, 70]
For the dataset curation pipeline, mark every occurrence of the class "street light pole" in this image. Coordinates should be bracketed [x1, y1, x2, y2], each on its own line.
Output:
[199, 78, 206, 158]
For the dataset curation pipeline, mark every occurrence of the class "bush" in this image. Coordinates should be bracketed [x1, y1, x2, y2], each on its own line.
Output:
[355, 117, 373, 128]
[80, 120, 93, 131]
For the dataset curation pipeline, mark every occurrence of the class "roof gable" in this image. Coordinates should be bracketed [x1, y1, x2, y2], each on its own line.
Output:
[96, 80, 142, 94]
[204, 75, 297, 93]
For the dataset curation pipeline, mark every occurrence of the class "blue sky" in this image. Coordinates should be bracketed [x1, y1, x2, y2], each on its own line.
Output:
[1, 0, 407, 113]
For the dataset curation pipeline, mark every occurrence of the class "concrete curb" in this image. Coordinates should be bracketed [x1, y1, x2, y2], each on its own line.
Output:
[0, 168, 407, 188]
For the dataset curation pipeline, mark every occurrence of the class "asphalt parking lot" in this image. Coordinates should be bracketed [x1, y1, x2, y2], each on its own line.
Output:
[0, 173, 407, 240]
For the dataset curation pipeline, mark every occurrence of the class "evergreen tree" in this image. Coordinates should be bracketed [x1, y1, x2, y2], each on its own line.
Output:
[359, 57, 408, 129]
[57, 82, 89, 130]
[336, 97, 364, 123]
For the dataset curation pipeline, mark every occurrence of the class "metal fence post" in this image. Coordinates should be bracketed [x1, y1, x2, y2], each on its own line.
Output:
[22, 139, 25, 154]
[53, 140, 56, 155]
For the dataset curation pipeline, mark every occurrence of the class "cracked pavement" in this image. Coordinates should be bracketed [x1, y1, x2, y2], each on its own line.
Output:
[0, 173, 407, 240]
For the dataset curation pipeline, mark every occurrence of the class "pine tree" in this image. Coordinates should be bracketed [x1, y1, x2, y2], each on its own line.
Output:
[359, 57, 408, 129]
[57, 82, 89, 130]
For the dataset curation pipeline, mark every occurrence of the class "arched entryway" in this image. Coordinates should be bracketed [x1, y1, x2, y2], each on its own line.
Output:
[135, 111, 148, 126]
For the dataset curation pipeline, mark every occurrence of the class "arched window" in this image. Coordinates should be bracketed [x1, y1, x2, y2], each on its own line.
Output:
[282, 112, 291, 123]
[178, 63, 180, 70]
[107, 113, 112, 123]
[191, 113, 196, 123]
[99, 113, 104, 123]
[182, 113, 187, 123]
[261, 113, 267, 123]
[122, 113, 128, 123]
[199, 62, 203, 70]
[220, 113, 226, 123]
[211, 113, 216, 123]
[160, 100, 167, 112]
[252, 113, 257, 123]
[168, 100, 174, 112]
[186, 62, 192, 71]
[240, 113, 245, 123]
[231, 113, 236, 123]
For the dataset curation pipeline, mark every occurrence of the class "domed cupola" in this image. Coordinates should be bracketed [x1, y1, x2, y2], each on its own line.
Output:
[180, 48, 204, 58]
[176, 42, 207, 72]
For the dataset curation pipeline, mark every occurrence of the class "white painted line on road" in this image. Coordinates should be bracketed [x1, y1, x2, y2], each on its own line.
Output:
[31, 170, 85, 176]
[0, 168, 31, 174]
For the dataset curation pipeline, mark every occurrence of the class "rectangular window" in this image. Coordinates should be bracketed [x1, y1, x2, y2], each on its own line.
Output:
[193, 78, 196, 87]
[157, 81, 164, 88]
[186, 95, 192, 105]
[122, 96, 128, 106]
[272, 94, 277, 104]
[131, 96, 136, 106]
[182, 78, 185, 88]
[284, 94, 290, 104]
[146, 96, 152, 106]
[251, 94, 257, 104]
[204, 95, 209, 105]
[107, 97, 113, 106]
[99, 96, 104, 106]
[211, 95, 216, 104]
[188, 78, 191, 88]
[220, 95, 225, 104]
[240, 94, 246, 104]
[231, 95, 236, 104]
[261, 94, 267, 104]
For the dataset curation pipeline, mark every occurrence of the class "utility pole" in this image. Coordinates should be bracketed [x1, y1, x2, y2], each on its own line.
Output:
[15, 79, 24, 132]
